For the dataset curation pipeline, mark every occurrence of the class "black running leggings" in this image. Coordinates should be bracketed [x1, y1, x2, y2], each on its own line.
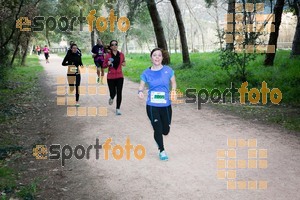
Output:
[67, 73, 81, 101]
[146, 105, 172, 152]
[107, 78, 124, 109]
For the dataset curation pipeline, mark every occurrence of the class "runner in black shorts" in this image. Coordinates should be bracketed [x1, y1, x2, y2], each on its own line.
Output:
[138, 48, 177, 161]
[91, 39, 105, 84]
[43, 45, 50, 63]
[62, 43, 83, 107]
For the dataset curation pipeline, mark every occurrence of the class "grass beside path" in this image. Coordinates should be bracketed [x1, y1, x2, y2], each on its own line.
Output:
[0, 55, 43, 199]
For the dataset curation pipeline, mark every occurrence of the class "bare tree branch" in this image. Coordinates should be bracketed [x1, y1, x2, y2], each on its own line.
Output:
[1, 0, 24, 48]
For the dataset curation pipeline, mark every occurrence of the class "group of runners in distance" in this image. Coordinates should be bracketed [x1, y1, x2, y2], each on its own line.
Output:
[61, 39, 177, 161]
[35, 45, 50, 63]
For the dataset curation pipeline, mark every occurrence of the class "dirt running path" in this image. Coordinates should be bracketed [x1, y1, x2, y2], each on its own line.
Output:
[37, 54, 300, 200]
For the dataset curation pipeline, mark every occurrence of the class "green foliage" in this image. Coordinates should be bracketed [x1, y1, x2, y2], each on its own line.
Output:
[0, 164, 17, 194]
[247, 50, 300, 105]
[204, 0, 215, 8]
[122, 52, 229, 91]
[17, 181, 38, 200]
[219, 49, 256, 82]
[0, 56, 43, 199]
[0, 55, 43, 127]
[217, 0, 267, 82]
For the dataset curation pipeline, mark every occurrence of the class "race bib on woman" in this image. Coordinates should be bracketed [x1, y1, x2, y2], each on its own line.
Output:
[150, 91, 166, 104]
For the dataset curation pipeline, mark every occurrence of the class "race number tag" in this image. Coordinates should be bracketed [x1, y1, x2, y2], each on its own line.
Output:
[150, 91, 166, 104]
[70, 67, 77, 72]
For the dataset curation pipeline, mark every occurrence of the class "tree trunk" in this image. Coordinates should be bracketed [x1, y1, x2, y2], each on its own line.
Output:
[146, 0, 170, 64]
[45, 30, 51, 47]
[201, 29, 205, 52]
[226, 0, 235, 51]
[264, 0, 285, 66]
[214, 0, 222, 50]
[11, 46, 20, 66]
[21, 36, 31, 66]
[169, 37, 171, 53]
[91, 25, 98, 49]
[122, 33, 128, 55]
[174, 36, 177, 53]
[190, 13, 193, 52]
[185, 1, 205, 52]
[0, 20, 8, 65]
[91, 29, 95, 49]
[291, 4, 300, 57]
[126, 39, 128, 54]
[0, 0, 24, 66]
[146, 40, 151, 52]
[171, 0, 190, 65]
[11, 32, 22, 66]
[0, 0, 24, 49]
[29, 44, 33, 55]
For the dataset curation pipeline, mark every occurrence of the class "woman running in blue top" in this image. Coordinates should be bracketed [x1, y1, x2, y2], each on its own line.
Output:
[138, 48, 177, 161]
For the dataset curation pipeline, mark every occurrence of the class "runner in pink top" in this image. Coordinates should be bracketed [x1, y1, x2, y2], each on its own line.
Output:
[103, 40, 126, 115]
[43, 45, 50, 63]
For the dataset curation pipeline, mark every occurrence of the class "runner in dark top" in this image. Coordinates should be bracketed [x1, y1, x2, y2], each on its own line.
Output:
[91, 38, 105, 84]
[67, 41, 82, 57]
[62, 43, 83, 107]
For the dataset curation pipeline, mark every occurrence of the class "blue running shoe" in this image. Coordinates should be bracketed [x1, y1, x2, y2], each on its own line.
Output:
[116, 109, 122, 115]
[159, 151, 168, 161]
